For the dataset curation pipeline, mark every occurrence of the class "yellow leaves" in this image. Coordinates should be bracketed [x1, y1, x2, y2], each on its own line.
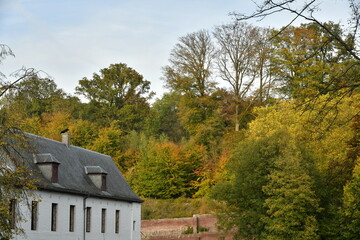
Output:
[248, 101, 306, 141]
[39, 112, 72, 141]
[244, 94, 359, 198]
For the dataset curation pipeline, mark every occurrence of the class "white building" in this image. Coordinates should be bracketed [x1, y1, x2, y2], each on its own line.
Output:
[5, 132, 143, 240]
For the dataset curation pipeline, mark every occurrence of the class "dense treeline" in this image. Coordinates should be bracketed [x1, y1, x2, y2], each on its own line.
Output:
[1, 18, 359, 239]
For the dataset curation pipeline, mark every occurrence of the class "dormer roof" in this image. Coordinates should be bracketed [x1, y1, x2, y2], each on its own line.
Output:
[34, 153, 60, 164]
[84, 166, 108, 175]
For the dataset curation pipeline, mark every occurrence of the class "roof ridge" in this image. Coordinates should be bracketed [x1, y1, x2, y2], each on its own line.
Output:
[25, 132, 111, 158]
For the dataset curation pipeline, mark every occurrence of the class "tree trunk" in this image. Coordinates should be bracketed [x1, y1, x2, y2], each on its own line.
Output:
[235, 103, 240, 131]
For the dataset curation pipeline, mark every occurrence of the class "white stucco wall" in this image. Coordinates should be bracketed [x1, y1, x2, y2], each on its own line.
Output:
[14, 190, 141, 240]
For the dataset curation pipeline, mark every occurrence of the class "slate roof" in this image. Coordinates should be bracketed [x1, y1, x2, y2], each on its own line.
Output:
[34, 153, 60, 164]
[10, 132, 143, 203]
[84, 166, 108, 175]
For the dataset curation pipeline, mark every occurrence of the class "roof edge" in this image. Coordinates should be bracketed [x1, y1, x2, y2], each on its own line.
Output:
[37, 185, 144, 203]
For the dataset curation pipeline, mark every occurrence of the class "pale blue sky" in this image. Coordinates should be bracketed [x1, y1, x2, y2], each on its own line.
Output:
[0, 0, 351, 100]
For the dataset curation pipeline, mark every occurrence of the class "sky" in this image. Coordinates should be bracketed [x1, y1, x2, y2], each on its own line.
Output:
[0, 0, 352, 101]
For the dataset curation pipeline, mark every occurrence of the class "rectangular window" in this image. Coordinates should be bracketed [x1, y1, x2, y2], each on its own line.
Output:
[69, 205, 75, 232]
[31, 201, 38, 230]
[86, 207, 91, 232]
[115, 210, 120, 234]
[133, 220, 136, 231]
[51, 203, 57, 231]
[9, 199, 16, 229]
[51, 164, 59, 183]
[101, 208, 106, 233]
[101, 174, 107, 191]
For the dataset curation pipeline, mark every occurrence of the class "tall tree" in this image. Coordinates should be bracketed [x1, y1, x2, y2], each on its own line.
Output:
[163, 30, 216, 96]
[234, 0, 360, 101]
[212, 133, 280, 239]
[2, 77, 65, 118]
[177, 92, 225, 147]
[76, 63, 152, 126]
[262, 136, 320, 240]
[146, 93, 186, 142]
[213, 22, 272, 131]
[270, 23, 355, 100]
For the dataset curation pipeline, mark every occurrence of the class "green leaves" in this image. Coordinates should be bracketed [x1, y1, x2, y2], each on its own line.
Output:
[263, 140, 320, 240]
[75, 63, 152, 126]
[341, 160, 360, 239]
[212, 96, 359, 240]
[129, 140, 206, 199]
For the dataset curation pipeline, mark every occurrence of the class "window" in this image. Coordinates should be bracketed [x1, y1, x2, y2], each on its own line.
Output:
[31, 201, 38, 230]
[101, 208, 106, 233]
[101, 174, 107, 191]
[115, 210, 120, 234]
[133, 220, 136, 231]
[9, 199, 16, 229]
[51, 203, 57, 231]
[86, 207, 91, 232]
[69, 205, 75, 232]
[51, 164, 59, 183]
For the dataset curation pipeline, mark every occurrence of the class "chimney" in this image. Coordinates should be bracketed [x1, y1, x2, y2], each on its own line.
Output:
[61, 133, 71, 147]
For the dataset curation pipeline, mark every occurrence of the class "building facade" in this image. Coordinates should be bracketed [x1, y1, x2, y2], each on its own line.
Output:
[6, 132, 142, 240]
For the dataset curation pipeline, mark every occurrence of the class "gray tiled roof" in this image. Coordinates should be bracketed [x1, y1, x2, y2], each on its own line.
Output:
[84, 166, 108, 175]
[34, 153, 60, 164]
[13, 133, 143, 203]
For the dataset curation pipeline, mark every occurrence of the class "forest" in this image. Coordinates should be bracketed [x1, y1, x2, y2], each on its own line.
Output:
[1, 1, 360, 239]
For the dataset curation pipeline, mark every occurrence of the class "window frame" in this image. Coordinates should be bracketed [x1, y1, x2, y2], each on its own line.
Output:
[31, 201, 38, 231]
[86, 207, 91, 232]
[9, 199, 16, 229]
[101, 208, 106, 233]
[69, 205, 75, 232]
[115, 210, 120, 234]
[51, 163, 59, 183]
[101, 174, 107, 191]
[51, 203, 58, 231]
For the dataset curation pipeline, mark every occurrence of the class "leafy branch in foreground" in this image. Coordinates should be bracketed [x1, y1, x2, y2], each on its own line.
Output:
[233, 1, 360, 117]
[0, 43, 40, 239]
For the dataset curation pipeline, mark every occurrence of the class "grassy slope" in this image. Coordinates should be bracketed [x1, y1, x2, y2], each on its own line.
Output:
[141, 197, 215, 220]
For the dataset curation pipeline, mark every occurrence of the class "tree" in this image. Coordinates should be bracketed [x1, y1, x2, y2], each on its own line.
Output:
[0, 126, 37, 239]
[211, 95, 359, 239]
[76, 63, 152, 126]
[129, 140, 206, 198]
[235, 0, 360, 59]
[2, 77, 65, 118]
[163, 30, 217, 97]
[341, 159, 360, 239]
[88, 123, 125, 170]
[211, 133, 281, 239]
[0, 44, 38, 239]
[262, 135, 320, 240]
[269, 23, 355, 101]
[68, 119, 99, 148]
[146, 93, 186, 142]
[213, 21, 272, 131]
[177, 91, 226, 147]
[234, 0, 360, 103]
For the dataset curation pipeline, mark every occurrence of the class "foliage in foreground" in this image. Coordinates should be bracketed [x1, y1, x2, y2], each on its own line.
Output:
[212, 96, 359, 240]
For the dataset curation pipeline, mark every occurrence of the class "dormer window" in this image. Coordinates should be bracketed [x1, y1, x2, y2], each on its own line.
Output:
[34, 153, 60, 183]
[84, 166, 108, 191]
[52, 164, 59, 183]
